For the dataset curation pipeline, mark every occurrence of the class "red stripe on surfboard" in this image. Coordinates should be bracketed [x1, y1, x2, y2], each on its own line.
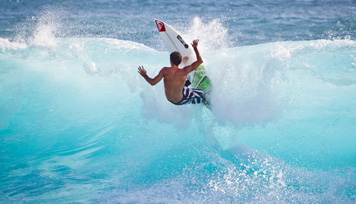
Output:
[155, 20, 166, 32]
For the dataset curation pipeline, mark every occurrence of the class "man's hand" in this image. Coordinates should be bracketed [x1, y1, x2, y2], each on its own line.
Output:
[138, 65, 164, 86]
[138, 66, 147, 77]
[191, 39, 199, 48]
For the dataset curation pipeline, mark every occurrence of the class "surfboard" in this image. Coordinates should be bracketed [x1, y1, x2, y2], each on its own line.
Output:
[154, 19, 212, 102]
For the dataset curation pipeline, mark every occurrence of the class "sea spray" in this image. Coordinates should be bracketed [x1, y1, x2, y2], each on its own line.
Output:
[1, 37, 356, 203]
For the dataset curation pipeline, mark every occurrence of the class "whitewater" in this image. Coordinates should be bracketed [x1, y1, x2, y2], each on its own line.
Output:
[1, 0, 356, 203]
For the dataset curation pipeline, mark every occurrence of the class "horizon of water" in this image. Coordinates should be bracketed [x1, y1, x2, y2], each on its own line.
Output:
[1, 0, 356, 203]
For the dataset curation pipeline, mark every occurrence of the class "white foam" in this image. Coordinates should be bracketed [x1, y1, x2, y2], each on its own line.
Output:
[0, 38, 27, 51]
[29, 10, 61, 48]
[183, 17, 231, 51]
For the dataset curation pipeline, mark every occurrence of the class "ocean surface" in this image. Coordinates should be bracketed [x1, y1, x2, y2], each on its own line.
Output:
[1, 0, 356, 203]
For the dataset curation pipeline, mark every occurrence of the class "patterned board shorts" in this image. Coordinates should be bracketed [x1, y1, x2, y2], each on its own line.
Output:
[172, 86, 206, 105]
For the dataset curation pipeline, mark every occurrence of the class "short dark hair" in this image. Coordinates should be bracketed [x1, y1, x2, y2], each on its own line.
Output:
[170, 51, 182, 66]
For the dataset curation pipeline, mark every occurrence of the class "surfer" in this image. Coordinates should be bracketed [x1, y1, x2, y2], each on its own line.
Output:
[138, 39, 207, 105]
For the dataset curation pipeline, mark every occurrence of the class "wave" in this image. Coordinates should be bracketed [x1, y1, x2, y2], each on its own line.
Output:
[1, 37, 355, 202]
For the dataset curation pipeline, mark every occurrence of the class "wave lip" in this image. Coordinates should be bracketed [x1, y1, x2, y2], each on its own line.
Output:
[1, 37, 356, 203]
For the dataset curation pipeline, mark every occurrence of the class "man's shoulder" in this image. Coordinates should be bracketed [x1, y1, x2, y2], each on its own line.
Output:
[158, 67, 170, 77]
[181, 64, 192, 74]
[161, 67, 169, 73]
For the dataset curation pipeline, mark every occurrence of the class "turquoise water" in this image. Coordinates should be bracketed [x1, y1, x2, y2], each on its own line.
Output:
[1, 0, 356, 203]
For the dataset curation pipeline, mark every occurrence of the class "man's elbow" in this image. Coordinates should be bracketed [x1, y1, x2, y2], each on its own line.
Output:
[149, 81, 157, 86]
[198, 58, 203, 64]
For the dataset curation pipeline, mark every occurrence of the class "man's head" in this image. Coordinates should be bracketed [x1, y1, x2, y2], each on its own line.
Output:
[170, 51, 182, 66]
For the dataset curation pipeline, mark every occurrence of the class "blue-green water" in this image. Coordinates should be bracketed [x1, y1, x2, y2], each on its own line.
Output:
[1, 0, 356, 203]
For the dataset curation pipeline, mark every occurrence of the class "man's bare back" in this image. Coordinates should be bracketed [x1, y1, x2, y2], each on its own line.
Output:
[160, 66, 189, 103]
[138, 39, 204, 104]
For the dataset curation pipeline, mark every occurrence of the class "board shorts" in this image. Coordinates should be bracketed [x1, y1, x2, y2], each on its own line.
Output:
[172, 86, 206, 105]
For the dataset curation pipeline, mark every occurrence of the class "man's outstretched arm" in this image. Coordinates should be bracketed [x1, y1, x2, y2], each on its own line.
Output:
[138, 66, 164, 86]
[183, 39, 203, 74]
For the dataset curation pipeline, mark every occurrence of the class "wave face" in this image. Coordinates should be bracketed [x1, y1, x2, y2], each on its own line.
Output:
[1, 37, 356, 203]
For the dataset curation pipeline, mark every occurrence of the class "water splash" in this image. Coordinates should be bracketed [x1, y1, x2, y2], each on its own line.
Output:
[1, 37, 355, 202]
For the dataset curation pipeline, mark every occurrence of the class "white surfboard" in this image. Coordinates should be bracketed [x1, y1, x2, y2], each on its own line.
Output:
[154, 19, 196, 81]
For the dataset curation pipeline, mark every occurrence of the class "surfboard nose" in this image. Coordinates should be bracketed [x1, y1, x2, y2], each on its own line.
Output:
[154, 19, 166, 32]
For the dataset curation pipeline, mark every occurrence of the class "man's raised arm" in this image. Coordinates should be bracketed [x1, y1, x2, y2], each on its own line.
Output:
[183, 39, 203, 73]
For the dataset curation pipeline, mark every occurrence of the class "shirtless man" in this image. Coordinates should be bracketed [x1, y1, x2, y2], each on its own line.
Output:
[138, 39, 206, 105]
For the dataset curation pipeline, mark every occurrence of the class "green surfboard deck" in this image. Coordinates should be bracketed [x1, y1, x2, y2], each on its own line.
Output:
[191, 65, 212, 108]
[191, 65, 212, 93]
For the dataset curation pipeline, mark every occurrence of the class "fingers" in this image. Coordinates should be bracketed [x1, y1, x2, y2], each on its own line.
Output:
[137, 66, 146, 76]
[191, 39, 199, 47]
[138, 66, 144, 72]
